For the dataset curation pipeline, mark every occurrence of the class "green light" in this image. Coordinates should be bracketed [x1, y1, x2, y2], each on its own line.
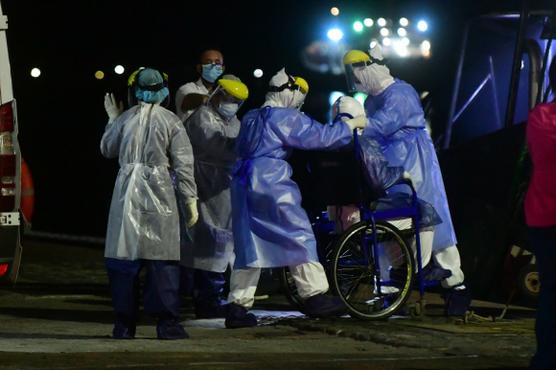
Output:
[353, 21, 364, 32]
[354, 92, 368, 105]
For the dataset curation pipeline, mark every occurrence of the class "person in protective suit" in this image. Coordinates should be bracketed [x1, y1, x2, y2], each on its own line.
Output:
[180, 75, 248, 319]
[225, 68, 367, 328]
[329, 96, 443, 288]
[101, 67, 198, 339]
[343, 48, 471, 316]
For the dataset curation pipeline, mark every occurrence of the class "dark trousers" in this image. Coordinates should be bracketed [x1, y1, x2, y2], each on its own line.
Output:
[193, 269, 226, 308]
[105, 258, 181, 327]
[180, 266, 226, 308]
[528, 227, 556, 370]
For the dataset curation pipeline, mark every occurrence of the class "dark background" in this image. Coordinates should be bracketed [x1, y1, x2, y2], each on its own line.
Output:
[2, 0, 527, 237]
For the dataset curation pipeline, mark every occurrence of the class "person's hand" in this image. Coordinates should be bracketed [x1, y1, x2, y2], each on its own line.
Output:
[184, 199, 199, 228]
[345, 114, 367, 131]
[104, 93, 123, 122]
[402, 171, 412, 180]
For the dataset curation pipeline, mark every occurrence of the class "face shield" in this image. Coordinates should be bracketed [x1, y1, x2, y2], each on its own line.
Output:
[344, 60, 372, 93]
[207, 80, 248, 121]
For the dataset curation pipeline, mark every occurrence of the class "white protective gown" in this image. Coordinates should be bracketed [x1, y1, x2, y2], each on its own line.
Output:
[180, 104, 240, 272]
[101, 102, 197, 261]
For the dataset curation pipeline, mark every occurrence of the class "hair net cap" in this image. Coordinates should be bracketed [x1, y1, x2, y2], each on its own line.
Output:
[269, 68, 289, 87]
[369, 44, 385, 61]
[137, 68, 164, 88]
[135, 68, 169, 103]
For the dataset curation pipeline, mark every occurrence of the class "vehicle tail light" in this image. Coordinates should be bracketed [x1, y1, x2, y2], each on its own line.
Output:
[0, 263, 9, 277]
[0, 101, 16, 212]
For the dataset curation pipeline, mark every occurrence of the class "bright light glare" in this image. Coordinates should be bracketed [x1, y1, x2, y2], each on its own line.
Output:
[94, 70, 105, 80]
[329, 91, 345, 106]
[417, 20, 428, 32]
[353, 21, 364, 32]
[330, 7, 340, 16]
[370, 40, 378, 49]
[380, 28, 390, 37]
[114, 65, 125, 75]
[30, 68, 41, 78]
[377, 18, 387, 27]
[364, 18, 373, 27]
[382, 37, 392, 46]
[354, 92, 368, 105]
[401, 37, 410, 46]
[399, 17, 409, 27]
[253, 69, 263, 78]
[421, 40, 431, 57]
[327, 28, 344, 42]
[393, 40, 409, 57]
[397, 27, 407, 37]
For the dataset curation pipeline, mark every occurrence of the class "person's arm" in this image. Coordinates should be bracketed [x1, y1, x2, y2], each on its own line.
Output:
[185, 108, 237, 161]
[181, 93, 208, 112]
[363, 93, 409, 139]
[271, 109, 353, 150]
[169, 121, 197, 202]
[100, 113, 126, 159]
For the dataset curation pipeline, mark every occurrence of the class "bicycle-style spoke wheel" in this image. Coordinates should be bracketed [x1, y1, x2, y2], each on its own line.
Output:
[332, 221, 414, 320]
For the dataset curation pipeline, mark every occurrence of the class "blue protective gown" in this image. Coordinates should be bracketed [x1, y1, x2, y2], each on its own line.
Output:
[232, 107, 352, 269]
[363, 80, 457, 251]
[357, 134, 442, 228]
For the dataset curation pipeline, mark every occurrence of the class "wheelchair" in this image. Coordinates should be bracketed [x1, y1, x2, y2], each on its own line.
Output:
[281, 133, 438, 320]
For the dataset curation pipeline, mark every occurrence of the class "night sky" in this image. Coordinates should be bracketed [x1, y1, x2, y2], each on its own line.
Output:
[1, 0, 530, 237]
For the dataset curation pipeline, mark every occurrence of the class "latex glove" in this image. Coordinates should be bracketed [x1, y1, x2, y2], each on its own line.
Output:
[104, 93, 123, 122]
[344, 114, 368, 131]
[184, 199, 199, 228]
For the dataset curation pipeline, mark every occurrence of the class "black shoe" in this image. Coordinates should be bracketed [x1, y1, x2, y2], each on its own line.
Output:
[112, 321, 136, 339]
[225, 303, 257, 329]
[302, 294, 347, 318]
[194, 303, 229, 319]
[443, 286, 471, 316]
[156, 319, 189, 340]
[422, 264, 452, 282]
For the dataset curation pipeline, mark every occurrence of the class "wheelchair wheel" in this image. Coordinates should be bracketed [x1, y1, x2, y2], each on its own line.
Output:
[331, 221, 414, 320]
[279, 267, 304, 310]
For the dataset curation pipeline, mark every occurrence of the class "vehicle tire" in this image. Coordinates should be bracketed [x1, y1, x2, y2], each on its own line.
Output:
[517, 264, 540, 303]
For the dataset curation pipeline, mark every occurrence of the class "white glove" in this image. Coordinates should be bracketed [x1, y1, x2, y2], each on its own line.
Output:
[104, 93, 123, 122]
[344, 114, 368, 131]
[184, 199, 199, 228]
[338, 96, 366, 117]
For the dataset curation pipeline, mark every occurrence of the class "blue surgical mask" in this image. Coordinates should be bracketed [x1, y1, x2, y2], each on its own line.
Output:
[217, 102, 239, 120]
[201, 64, 223, 83]
[135, 87, 169, 104]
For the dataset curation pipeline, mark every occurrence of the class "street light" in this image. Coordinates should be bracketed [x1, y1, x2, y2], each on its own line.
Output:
[114, 65, 125, 75]
[327, 28, 344, 42]
[30, 68, 41, 78]
[353, 21, 364, 32]
[417, 20, 428, 32]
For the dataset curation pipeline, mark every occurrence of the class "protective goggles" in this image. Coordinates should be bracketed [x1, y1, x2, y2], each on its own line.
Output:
[268, 75, 303, 93]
